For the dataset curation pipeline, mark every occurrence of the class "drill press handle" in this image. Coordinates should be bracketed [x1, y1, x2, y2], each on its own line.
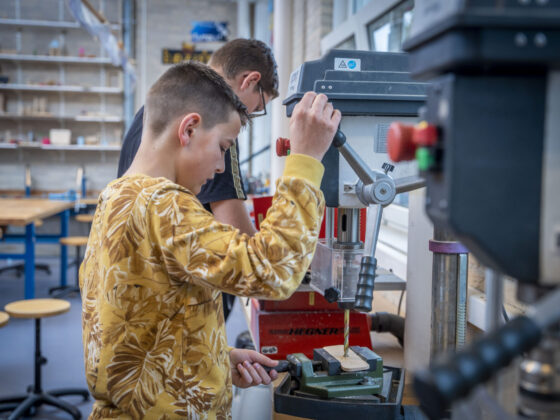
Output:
[413, 282, 560, 419]
[414, 316, 542, 420]
[354, 256, 377, 312]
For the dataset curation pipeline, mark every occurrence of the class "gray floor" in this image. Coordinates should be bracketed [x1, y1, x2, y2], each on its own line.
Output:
[0, 256, 249, 420]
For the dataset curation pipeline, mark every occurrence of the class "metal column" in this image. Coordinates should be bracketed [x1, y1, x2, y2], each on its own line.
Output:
[429, 228, 469, 356]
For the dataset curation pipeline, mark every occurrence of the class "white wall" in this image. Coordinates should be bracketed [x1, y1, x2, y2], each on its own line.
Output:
[136, 0, 238, 109]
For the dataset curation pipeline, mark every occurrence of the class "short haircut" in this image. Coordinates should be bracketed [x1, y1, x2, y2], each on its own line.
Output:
[145, 61, 249, 137]
[210, 39, 279, 99]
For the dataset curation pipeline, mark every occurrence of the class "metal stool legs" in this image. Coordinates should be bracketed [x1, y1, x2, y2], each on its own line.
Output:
[0, 318, 88, 419]
[49, 245, 81, 298]
[0, 262, 51, 277]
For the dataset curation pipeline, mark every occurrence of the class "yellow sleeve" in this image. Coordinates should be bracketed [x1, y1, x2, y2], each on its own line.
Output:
[148, 154, 325, 300]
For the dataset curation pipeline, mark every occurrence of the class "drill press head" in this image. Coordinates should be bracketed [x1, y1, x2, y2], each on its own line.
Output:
[283, 49, 427, 309]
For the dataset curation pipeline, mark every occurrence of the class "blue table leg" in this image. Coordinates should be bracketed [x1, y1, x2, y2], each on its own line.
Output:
[24, 222, 36, 299]
[59, 209, 69, 288]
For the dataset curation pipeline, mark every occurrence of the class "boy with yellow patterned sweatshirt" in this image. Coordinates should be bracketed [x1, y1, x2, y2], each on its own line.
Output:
[79, 61, 340, 420]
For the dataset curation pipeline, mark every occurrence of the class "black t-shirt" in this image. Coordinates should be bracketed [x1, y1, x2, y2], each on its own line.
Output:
[117, 106, 247, 210]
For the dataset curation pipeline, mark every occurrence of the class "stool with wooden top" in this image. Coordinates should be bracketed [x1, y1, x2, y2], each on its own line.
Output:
[75, 214, 94, 226]
[49, 236, 88, 298]
[0, 311, 9, 328]
[0, 299, 88, 419]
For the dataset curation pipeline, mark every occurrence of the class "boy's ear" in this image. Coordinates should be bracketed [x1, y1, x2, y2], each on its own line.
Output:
[239, 71, 261, 92]
[178, 113, 202, 147]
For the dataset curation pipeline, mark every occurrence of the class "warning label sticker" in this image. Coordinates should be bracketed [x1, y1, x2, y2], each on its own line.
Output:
[334, 57, 361, 72]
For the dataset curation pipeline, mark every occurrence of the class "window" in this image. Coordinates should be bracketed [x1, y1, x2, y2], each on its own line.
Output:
[335, 36, 356, 50]
[366, 0, 414, 208]
[352, 0, 373, 14]
[368, 0, 413, 52]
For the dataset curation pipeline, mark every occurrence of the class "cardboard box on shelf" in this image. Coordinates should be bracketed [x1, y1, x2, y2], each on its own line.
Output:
[84, 135, 99, 145]
[49, 129, 71, 145]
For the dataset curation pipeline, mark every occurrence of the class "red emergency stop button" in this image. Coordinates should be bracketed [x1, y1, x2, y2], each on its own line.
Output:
[413, 121, 438, 147]
[387, 121, 438, 162]
[387, 122, 416, 162]
[276, 137, 291, 156]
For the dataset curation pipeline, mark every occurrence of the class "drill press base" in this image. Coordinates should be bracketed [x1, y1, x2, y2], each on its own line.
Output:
[274, 365, 405, 420]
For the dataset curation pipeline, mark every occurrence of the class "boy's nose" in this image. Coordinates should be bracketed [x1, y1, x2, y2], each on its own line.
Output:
[216, 159, 225, 174]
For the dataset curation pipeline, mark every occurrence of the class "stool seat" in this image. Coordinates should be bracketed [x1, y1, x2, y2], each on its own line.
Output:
[0, 299, 87, 419]
[60, 236, 89, 247]
[75, 214, 94, 223]
[5, 299, 70, 319]
[0, 311, 9, 327]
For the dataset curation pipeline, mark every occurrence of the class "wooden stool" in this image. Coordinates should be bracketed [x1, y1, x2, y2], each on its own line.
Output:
[75, 214, 94, 224]
[49, 236, 88, 298]
[0, 311, 9, 328]
[0, 299, 88, 419]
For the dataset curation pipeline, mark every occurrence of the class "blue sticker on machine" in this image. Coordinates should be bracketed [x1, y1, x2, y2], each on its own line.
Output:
[191, 21, 228, 42]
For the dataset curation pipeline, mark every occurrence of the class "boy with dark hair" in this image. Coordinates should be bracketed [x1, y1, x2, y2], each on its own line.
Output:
[80, 61, 340, 419]
[117, 38, 280, 320]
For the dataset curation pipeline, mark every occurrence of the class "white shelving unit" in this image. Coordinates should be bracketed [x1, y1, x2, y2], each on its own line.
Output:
[0, 0, 130, 195]
[0, 143, 120, 151]
[0, 83, 123, 94]
[0, 17, 120, 31]
[0, 0, 125, 147]
[0, 53, 113, 65]
[0, 113, 123, 123]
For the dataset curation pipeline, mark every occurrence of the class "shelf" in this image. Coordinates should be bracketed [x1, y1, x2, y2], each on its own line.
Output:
[0, 53, 114, 65]
[0, 114, 123, 123]
[0, 143, 120, 151]
[0, 84, 123, 94]
[41, 144, 121, 151]
[74, 115, 123, 122]
[0, 18, 120, 31]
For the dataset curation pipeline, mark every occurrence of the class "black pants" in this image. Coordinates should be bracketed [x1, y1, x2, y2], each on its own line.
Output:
[222, 293, 236, 321]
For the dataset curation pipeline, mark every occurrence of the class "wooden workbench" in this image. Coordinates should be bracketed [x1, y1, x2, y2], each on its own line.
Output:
[78, 196, 99, 206]
[0, 198, 74, 298]
[0, 199, 74, 226]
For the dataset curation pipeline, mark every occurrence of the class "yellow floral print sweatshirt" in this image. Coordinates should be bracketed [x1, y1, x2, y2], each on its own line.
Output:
[79, 154, 325, 420]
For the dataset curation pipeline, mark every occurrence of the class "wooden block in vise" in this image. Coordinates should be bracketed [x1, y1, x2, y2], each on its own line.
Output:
[322, 344, 370, 372]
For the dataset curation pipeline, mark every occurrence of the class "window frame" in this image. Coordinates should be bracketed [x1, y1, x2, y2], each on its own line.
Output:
[321, 0, 415, 281]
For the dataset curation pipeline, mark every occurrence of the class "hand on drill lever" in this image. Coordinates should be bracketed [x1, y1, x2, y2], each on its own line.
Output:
[230, 348, 280, 388]
[289, 92, 341, 162]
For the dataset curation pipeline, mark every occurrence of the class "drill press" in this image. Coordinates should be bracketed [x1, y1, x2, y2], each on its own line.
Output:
[273, 49, 427, 417]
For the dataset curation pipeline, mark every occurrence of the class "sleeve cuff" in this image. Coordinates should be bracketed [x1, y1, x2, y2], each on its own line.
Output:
[282, 154, 325, 189]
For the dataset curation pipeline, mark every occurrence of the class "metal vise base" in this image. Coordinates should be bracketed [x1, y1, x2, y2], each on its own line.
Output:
[293, 346, 384, 398]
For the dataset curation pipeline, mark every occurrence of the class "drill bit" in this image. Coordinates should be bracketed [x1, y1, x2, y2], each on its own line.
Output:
[344, 308, 350, 357]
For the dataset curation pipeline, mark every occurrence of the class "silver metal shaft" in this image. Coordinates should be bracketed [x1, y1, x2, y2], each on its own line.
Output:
[485, 268, 504, 332]
[431, 228, 459, 356]
[325, 207, 335, 247]
[456, 253, 468, 348]
[369, 204, 383, 258]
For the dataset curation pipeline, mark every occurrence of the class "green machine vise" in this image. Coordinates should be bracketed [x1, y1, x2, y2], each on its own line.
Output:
[290, 346, 383, 398]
